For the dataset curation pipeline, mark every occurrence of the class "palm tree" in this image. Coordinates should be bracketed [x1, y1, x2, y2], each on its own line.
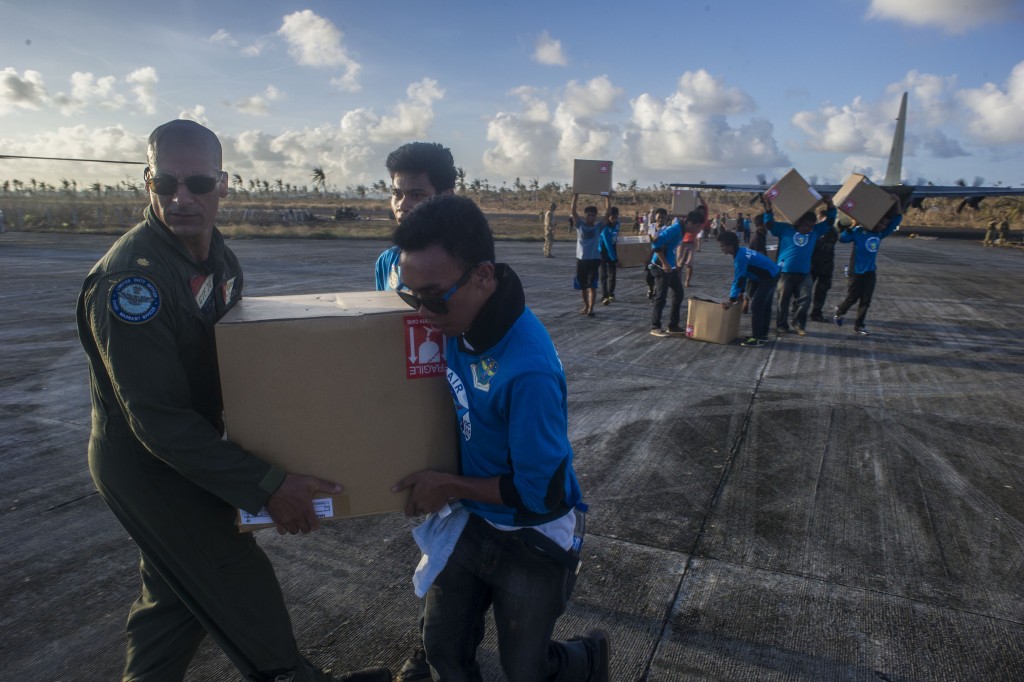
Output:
[274, 179, 284, 195]
[232, 174, 243, 192]
[90, 182, 102, 197]
[354, 184, 368, 199]
[455, 167, 466, 194]
[372, 179, 389, 196]
[311, 167, 327, 195]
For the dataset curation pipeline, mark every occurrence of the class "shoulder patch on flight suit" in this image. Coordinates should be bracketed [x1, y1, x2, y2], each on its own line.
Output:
[109, 276, 161, 324]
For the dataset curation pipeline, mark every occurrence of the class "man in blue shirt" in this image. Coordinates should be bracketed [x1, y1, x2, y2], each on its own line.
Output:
[718, 230, 780, 347]
[391, 194, 610, 682]
[598, 206, 620, 305]
[650, 211, 701, 337]
[570, 193, 607, 317]
[765, 197, 836, 335]
[834, 202, 903, 335]
[374, 142, 457, 292]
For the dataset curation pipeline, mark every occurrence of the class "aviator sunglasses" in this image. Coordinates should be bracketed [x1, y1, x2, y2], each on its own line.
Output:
[396, 261, 489, 314]
[146, 171, 224, 196]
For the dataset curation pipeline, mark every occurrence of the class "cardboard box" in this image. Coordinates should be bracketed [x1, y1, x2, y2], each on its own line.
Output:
[572, 159, 613, 195]
[763, 168, 822, 224]
[216, 291, 457, 525]
[670, 189, 699, 216]
[237, 494, 347, 533]
[833, 174, 897, 229]
[685, 297, 742, 344]
[615, 235, 652, 268]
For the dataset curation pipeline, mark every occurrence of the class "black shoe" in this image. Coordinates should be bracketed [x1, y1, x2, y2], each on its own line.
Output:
[396, 646, 431, 681]
[809, 314, 825, 322]
[588, 629, 611, 682]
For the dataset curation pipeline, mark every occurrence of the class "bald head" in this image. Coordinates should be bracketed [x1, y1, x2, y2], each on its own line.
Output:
[147, 120, 222, 171]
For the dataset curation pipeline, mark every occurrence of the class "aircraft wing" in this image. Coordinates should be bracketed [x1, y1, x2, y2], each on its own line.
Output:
[903, 185, 1024, 199]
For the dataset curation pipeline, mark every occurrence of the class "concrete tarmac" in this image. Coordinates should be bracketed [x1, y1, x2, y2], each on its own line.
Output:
[1, 230, 1022, 681]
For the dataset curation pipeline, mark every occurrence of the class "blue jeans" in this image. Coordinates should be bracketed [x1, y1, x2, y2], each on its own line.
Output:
[422, 514, 595, 681]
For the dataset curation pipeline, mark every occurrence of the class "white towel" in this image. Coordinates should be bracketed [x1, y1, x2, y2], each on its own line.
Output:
[411, 502, 470, 598]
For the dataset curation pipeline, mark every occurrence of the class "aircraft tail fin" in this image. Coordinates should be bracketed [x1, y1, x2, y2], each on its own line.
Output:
[883, 92, 907, 186]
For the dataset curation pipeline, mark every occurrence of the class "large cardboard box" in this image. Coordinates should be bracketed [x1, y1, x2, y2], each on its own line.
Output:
[615, 235, 652, 268]
[833, 174, 897, 228]
[572, 159, 613, 195]
[216, 291, 457, 526]
[763, 168, 822, 224]
[685, 297, 742, 344]
[670, 188, 699, 216]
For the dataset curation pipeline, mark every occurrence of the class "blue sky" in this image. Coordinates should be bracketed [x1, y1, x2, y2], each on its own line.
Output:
[2, 0, 1022, 193]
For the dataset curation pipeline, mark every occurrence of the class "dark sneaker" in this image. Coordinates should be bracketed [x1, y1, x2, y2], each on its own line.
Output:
[395, 646, 430, 681]
[740, 337, 765, 347]
[602, 297, 611, 306]
[793, 326, 806, 336]
[650, 328, 670, 337]
[647, 289, 654, 299]
[666, 326, 686, 336]
[776, 326, 790, 334]
[833, 307, 844, 326]
[608, 295, 615, 302]
[587, 629, 611, 682]
[809, 314, 825, 322]
[856, 327, 870, 336]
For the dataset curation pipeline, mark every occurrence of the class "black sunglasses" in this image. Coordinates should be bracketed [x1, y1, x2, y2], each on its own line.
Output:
[396, 261, 488, 314]
[146, 172, 223, 196]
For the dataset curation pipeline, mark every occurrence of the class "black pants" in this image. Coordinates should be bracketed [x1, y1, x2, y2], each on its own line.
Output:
[599, 256, 617, 298]
[651, 267, 684, 330]
[810, 263, 833, 317]
[836, 270, 877, 329]
[749, 276, 776, 340]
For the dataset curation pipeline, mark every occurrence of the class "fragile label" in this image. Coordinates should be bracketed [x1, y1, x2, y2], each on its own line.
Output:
[239, 497, 336, 527]
[685, 323, 695, 337]
[599, 163, 610, 173]
[404, 315, 447, 379]
[840, 199, 856, 211]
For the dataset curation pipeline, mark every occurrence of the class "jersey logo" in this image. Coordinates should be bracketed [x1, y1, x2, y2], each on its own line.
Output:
[471, 356, 498, 392]
[447, 367, 472, 441]
[109, 276, 160, 324]
[866, 237, 881, 253]
[792, 233, 809, 247]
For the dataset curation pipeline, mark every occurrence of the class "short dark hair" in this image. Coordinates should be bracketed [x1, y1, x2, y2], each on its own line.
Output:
[654, 208, 668, 219]
[393, 195, 494, 268]
[608, 206, 619, 217]
[147, 119, 222, 169]
[584, 205, 598, 214]
[718, 230, 739, 249]
[385, 142, 457, 194]
[685, 210, 704, 226]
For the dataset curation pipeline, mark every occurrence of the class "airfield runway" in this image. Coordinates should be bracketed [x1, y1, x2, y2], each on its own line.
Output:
[1, 229, 1022, 681]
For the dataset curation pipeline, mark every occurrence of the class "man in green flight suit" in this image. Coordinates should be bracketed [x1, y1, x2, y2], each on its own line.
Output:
[76, 119, 390, 682]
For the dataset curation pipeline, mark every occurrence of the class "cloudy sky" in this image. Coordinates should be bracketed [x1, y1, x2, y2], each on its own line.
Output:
[1, 0, 1022, 193]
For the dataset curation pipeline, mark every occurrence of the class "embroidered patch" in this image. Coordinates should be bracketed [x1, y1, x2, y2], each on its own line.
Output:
[387, 264, 400, 291]
[109, 277, 160, 324]
[471, 356, 498, 392]
[135, 258, 150, 267]
[190, 274, 214, 310]
[222, 277, 236, 305]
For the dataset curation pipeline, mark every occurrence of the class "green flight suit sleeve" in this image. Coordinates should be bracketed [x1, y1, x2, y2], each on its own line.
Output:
[82, 270, 285, 514]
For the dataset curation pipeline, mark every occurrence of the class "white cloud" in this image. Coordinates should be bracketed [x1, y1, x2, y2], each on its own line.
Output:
[867, 0, 1019, 32]
[241, 39, 268, 57]
[126, 67, 159, 114]
[338, 78, 444, 144]
[228, 85, 284, 117]
[533, 31, 567, 66]
[52, 72, 124, 115]
[622, 70, 785, 174]
[0, 68, 48, 114]
[957, 60, 1024, 143]
[179, 105, 210, 126]
[208, 29, 238, 47]
[482, 77, 623, 178]
[278, 10, 360, 90]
